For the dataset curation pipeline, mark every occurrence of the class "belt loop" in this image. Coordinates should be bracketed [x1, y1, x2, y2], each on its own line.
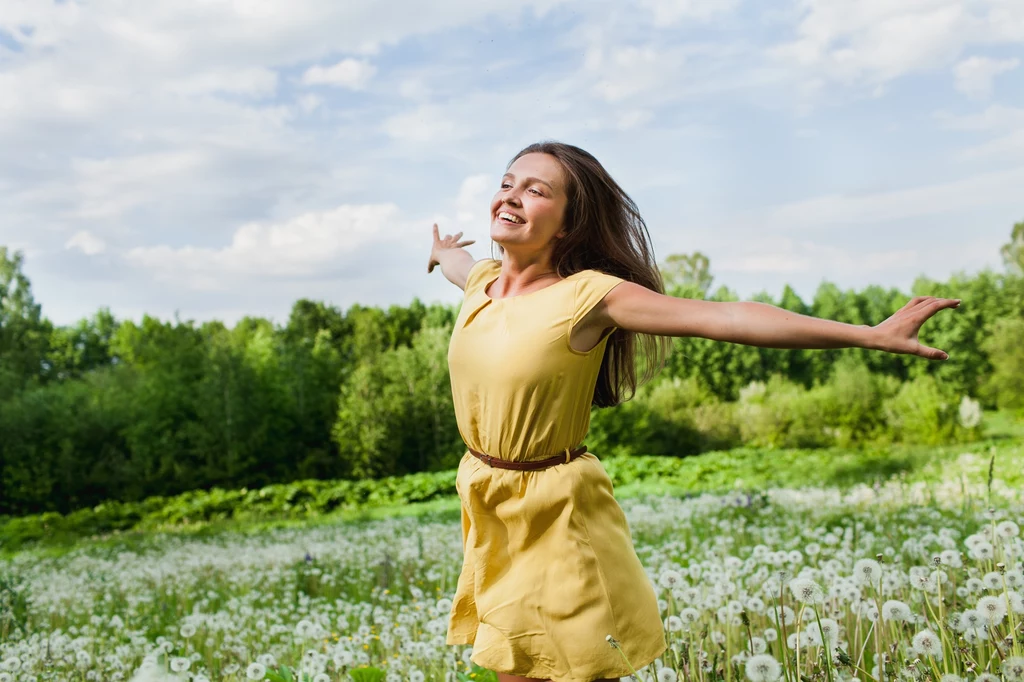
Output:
[565, 447, 570, 464]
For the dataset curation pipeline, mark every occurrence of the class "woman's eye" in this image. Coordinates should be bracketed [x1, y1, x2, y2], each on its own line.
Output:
[529, 188, 541, 195]
[501, 183, 512, 189]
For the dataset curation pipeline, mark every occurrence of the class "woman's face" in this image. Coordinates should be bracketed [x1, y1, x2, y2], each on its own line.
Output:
[490, 152, 568, 254]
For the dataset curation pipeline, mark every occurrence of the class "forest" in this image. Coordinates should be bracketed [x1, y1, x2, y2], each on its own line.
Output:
[1, 222, 1022, 517]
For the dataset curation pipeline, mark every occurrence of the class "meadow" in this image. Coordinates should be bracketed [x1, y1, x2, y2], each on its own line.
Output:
[2, 419, 1024, 682]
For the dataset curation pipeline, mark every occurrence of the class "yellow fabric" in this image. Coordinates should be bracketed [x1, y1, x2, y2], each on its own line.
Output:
[445, 258, 667, 682]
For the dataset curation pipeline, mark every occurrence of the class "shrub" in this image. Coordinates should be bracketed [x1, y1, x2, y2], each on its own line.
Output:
[883, 375, 979, 445]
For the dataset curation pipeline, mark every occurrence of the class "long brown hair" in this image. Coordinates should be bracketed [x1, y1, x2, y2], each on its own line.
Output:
[493, 141, 671, 407]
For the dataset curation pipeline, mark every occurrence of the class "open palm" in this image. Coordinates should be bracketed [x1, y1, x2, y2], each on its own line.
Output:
[873, 296, 961, 360]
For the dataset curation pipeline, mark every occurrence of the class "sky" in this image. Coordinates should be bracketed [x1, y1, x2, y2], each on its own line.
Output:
[2, 0, 1023, 326]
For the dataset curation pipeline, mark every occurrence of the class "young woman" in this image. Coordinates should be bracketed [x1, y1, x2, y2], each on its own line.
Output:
[427, 141, 959, 682]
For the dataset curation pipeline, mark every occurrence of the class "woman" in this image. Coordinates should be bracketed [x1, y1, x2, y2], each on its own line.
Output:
[426, 142, 959, 682]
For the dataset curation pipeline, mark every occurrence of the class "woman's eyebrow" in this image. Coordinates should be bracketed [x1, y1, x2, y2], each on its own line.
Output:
[502, 173, 554, 190]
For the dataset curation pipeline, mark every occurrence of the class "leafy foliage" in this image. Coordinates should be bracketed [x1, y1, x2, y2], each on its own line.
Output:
[1, 228, 1023, 517]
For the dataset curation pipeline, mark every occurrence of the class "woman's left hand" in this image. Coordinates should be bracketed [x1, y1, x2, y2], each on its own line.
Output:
[871, 296, 961, 360]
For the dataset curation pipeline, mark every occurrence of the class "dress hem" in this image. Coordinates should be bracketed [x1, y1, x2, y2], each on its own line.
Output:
[459, 637, 667, 682]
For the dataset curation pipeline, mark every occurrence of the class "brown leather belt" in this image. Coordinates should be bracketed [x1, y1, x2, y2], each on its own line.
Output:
[468, 445, 588, 471]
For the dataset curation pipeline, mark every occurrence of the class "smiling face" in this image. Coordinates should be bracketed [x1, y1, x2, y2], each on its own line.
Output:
[490, 152, 569, 256]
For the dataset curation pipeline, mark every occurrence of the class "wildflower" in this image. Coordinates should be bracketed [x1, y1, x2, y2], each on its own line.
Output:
[961, 609, 984, 629]
[881, 600, 913, 622]
[957, 396, 981, 428]
[939, 675, 963, 682]
[1003, 657, 1024, 682]
[939, 550, 962, 568]
[409, 670, 425, 682]
[657, 668, 678, 682]
[969, 542, 994, 560]
[170, 658, 191, 673]
[911, 630, 942, 658]
[680, 608, 701, 626]
[808, 618, 840, 648]
[788, 578, 824, 604]
[665, 616, 683, 632]
[1008, 591, 1024, 614]
[996, 520, 1020, 538]
[744, 654, 782, 682]
[976, 595, 1008, 625]
[748, 636, 767, 654]
[246, 663, 267, 680]
[180, 623, 197, 638]
[659, 570, 683, 589]
[853, 559, 882, 586]
[983, 572, 1004, 590]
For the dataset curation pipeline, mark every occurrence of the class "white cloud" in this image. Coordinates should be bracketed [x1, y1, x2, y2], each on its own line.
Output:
[953, 55, 1020, 99]
[301, 58, 376, 89]
[770, 0, 1024, 92]
[731, 165, 1024, 231]
[718, 239, 919, 275]
[381, 104, 472, 143]
[71, 151, 208, 220]
[126, 204, 402, 286]
[455, 174, 493, 224]
[65, 230, 106, 255]
[166, 67, 279, 98]
[934, 104, 1024, 131]
[639, 0, 740, 26]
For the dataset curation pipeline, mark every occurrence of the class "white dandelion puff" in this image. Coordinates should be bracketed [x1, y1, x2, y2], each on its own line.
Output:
[853, 559, 882, 586]
[976, 595, 1007, 625]
[1002, 657, 1024, 682]
[788, 578, 824, 604]
[882, 600, 913, 622]
[911, 629, 942, 658]
[246, 663, 267, 680]
[744, 654, 782, 682]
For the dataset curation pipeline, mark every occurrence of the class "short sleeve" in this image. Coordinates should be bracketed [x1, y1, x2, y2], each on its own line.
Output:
[463, 259, 499, 297]
[570, 270, 626, 332]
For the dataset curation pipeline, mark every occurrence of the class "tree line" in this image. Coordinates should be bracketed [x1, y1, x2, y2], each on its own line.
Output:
[1, 222, 1022, 517]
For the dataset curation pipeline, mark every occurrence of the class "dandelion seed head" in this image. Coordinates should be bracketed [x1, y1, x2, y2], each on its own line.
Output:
[744, 654, 782, 682]
[788, 578, 824, 604]
[1002, 656, 1024, 682]
[911, 629, 942, 658]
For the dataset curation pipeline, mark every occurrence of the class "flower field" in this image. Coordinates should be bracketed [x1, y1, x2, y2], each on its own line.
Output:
[2, 469, 1023, 682]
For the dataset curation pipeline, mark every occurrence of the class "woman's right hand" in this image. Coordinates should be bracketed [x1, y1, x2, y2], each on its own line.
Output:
[428, 223, 475, 273]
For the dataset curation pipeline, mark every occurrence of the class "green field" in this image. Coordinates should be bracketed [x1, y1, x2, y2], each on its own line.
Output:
[2, 414, 1023, 681]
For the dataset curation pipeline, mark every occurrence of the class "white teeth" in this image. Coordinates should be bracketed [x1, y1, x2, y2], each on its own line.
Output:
[498, 211, 524, 224]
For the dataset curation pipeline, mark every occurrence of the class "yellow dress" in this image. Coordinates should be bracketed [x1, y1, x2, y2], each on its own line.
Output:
[445, 258, 667, 682]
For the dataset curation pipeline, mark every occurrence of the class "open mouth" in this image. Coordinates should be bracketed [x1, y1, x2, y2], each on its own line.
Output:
[497, 211, 525, 225]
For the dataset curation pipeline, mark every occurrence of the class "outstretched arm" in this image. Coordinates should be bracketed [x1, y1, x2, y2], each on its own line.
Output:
[597, 283, 961, 360]
[427, 224, 477, 291]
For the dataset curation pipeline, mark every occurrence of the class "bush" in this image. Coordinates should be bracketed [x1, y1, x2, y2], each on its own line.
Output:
[883, 374, 980, 445]
[980, 317, 1024, 413]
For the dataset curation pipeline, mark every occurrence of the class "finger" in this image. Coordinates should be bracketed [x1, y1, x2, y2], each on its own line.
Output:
[917, 344, 949, 361]
[432, 223, 440, 241]
[456, 239, 476, 248]
[922, 298, 961, 317]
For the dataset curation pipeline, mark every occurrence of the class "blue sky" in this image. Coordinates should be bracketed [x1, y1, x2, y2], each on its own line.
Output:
[2, 0, 1022, 325]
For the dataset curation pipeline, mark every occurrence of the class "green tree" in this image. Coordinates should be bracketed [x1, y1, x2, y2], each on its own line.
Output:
[980, 317, 1024, 412]
[333, 324, 462, 478]
[1001, 220, 1024, 275]
[660, 252, 714, 299]
[0, 247, 51, 399]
